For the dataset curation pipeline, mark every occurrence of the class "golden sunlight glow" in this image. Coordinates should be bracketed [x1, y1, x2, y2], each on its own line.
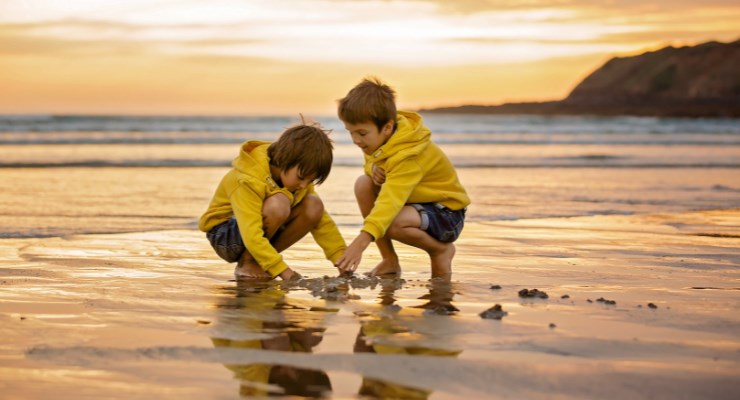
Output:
[0, 0, 737, 115]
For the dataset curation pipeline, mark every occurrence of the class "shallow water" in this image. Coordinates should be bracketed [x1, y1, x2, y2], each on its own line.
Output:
[1, 213, 739, 398]
[0, 165, 738, 239]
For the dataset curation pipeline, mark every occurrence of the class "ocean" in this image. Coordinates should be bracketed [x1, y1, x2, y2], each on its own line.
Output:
[1, 113, 739, 166]
[0, 113, 738, 238]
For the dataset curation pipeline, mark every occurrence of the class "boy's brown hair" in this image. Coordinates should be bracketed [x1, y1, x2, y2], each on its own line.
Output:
[268, 123, 333, 185]
[337, 77, 396, 131]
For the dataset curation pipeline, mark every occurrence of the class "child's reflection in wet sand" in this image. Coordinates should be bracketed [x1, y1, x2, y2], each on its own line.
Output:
[211, 280, 333, 397]
[211, 278, 462, 398]
[353, 279, 463, 399]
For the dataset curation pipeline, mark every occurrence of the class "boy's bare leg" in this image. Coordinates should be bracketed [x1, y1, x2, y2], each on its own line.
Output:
[235, 193, 292, 279]
[270, 194, 324, 253]
[271, 194, 327, 280]
[355, 175, 401, 277]
[386, 206, 455, 280]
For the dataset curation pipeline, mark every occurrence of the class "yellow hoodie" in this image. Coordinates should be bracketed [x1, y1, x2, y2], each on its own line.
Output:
[361, 111, 470, 240]
[199, 141, 346, 276]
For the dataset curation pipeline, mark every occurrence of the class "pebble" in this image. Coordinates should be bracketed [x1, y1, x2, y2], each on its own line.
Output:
[518, 288, 549, 299]
[424, 305, 458, 316]
[479, 304, 508, 320]
[596, 297, 617, 305]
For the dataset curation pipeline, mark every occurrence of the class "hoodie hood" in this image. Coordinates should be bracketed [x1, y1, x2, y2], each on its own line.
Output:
[232, 140, 280, 190]
[370, 111, 430, 163]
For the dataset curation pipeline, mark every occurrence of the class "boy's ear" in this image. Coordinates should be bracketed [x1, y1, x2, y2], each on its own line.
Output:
[382, 120, 394, 134]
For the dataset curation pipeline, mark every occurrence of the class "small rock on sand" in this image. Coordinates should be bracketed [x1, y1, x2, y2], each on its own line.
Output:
[648, 303, 658, 309]
[596, 297, 617, 305]
[518, 288, 548, 299]
[479, 304, 508, 320]
[423, 305, 458, 316]
[490, 284, 502, 290]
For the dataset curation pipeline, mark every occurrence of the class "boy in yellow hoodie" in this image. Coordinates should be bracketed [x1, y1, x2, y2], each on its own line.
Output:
[335, 78, 470, 279]
[199, 123, 346, 280]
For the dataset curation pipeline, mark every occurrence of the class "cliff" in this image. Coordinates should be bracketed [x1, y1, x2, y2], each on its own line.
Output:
[422, 39, 740, 117]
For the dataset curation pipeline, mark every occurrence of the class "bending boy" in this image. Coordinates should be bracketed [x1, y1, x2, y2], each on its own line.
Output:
[199, 123, 346, 280]
[335, 78, 470, 279]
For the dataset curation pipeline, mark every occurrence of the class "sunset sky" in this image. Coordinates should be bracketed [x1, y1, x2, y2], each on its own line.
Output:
[0, 0, 738, 116]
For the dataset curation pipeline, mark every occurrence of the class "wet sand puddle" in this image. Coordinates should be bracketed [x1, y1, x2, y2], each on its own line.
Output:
[210, 277, 463, 398]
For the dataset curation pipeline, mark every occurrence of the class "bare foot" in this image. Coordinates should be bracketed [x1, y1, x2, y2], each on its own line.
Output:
[234, 259, 271, 280]
[366, 258, 402, 278]
[430, 243, 455, 279]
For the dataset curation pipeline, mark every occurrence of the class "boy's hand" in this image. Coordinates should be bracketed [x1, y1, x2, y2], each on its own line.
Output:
[371, 165, 386, 186]
[336, 232, 373, 272]
[278, 268, 300, 281]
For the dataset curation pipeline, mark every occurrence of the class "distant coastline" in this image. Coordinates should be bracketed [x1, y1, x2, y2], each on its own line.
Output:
[421, 39, 740, 118]
[420, 100, 739, 118]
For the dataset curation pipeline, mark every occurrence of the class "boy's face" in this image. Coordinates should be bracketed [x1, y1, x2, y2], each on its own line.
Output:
[343, 120, 394, 155]
[280, 167, 316, 192]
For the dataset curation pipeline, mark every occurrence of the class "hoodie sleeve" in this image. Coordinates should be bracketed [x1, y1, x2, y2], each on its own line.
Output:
[362, 157, 424, 240]
[307, 188, 347, 265]
[230, 184, 288, 277]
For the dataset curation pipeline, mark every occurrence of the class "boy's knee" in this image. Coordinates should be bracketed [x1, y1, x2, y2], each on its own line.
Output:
[386, 207, 421, 240]
[386, 219, 402, 239]
[354, 174, 374, 197]
[263, 193, 291, 224]
[302, 194, 324, 224]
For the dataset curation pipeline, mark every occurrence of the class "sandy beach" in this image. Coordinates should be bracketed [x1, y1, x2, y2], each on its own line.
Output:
[1, 165, 739, 399]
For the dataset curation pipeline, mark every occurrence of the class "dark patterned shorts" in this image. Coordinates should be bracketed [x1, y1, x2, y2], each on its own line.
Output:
[410, 203, 466, 243]
[206, 217, 247, 263]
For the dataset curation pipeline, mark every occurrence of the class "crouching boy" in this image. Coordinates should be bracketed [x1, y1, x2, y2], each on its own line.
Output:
[335, 78, 470, 279]
[199, 123, 346, 280]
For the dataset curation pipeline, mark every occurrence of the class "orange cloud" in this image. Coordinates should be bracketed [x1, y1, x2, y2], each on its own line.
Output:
[0, 0, 737, 115]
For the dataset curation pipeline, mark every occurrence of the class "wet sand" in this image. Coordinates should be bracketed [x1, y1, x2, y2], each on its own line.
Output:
[1, 166, 739, 399]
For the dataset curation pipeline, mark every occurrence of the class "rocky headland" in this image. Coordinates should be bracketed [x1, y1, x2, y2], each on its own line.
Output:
[422, 39, 740, 117]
